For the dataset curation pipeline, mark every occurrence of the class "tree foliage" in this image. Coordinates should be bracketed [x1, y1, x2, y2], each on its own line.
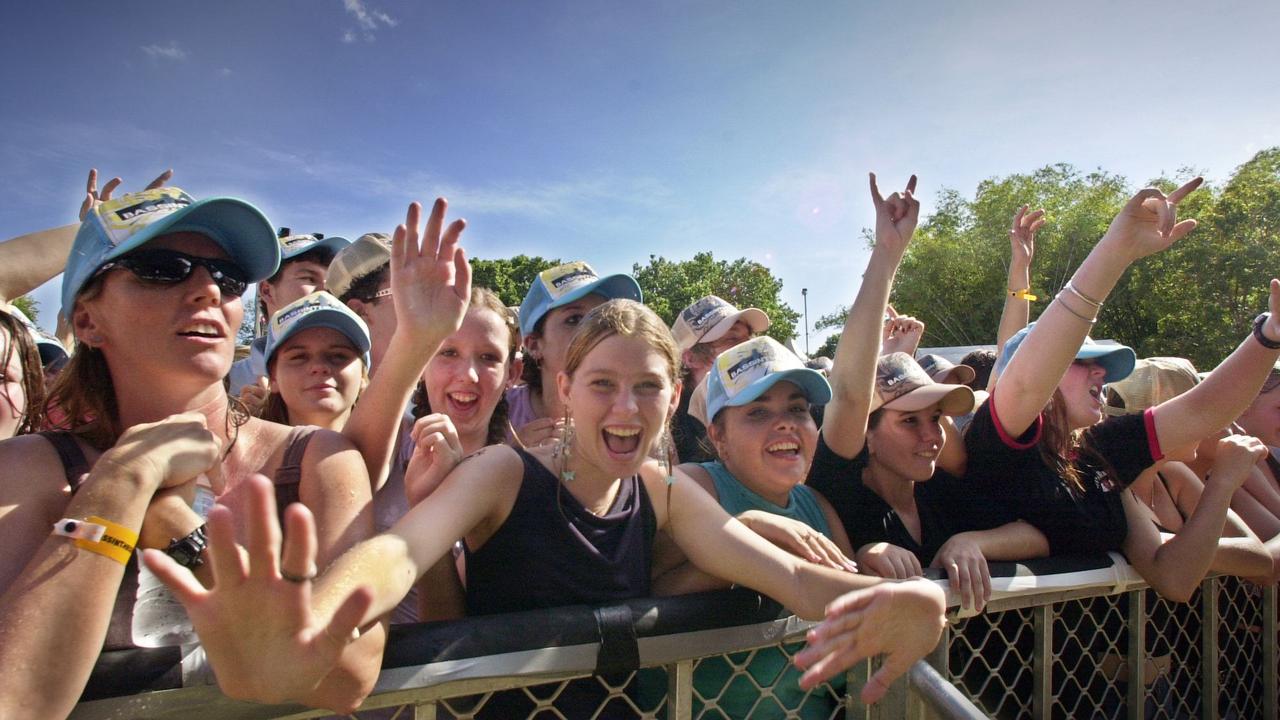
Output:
[817, 150, 1280, 370]
[10, 295, 37, 323]
[470, 255, 562, 307]
[631, 252, 800, 344]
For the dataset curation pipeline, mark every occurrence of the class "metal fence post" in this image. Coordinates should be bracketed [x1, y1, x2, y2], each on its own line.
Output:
[412, 701, 438, 720]
[845, 663, 868, 720]
[1265, 583, 1277, 720]
[1033, 604, 1054, 719]
[665, 660, 693, 720]
[1201, 576, 1219, 720]
[1126, 590, 1146, 720]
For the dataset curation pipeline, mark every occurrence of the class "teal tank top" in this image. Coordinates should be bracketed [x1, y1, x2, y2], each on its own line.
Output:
[700, 460, 832, 539]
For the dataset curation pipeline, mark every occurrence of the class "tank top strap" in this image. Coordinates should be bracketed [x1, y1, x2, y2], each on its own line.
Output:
[37, 430, 91, 493]
[273, 425, 319, 519]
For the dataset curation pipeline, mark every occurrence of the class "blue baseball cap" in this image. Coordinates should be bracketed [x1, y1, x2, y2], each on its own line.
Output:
[62, 187, 279, 317]
[518, 261, 642, 336]
[995, 322, 1136, 384]
[264, 291, 371, 367]
[277, 233, 350, 265]
[705, 336, 832, 423]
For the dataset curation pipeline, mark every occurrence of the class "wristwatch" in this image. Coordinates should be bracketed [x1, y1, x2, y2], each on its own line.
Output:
[164, 524, 208, 568]
[1253, 312, 1280, 350]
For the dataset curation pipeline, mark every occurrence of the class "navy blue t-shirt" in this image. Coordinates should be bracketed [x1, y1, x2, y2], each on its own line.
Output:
[962, 394, 1161, 555]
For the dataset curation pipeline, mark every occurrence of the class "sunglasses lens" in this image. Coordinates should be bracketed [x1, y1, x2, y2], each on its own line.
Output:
[119, 250, 248, 297]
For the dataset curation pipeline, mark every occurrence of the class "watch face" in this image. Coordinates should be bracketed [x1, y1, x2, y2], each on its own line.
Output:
[167, 526, 208, 568]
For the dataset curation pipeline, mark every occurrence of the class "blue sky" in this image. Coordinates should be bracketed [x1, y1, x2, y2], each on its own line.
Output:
[4, 1, 1279, 348]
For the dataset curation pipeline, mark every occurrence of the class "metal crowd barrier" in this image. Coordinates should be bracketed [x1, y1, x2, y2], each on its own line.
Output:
[69, 554, 1276, 719]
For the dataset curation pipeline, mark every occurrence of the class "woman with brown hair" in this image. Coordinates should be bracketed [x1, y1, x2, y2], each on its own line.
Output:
[968, 177, 1280, 602]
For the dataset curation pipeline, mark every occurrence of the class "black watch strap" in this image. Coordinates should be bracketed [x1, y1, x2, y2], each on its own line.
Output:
[1254, 313, 1280, 350]
[164, 523, 208, 568]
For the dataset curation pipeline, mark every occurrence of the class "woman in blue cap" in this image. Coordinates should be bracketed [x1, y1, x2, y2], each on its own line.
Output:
[256, 291, 372, 431]
[968, 177, 1280, 601]
[0, 183, 475, 716]
[507, 261, 642, 447]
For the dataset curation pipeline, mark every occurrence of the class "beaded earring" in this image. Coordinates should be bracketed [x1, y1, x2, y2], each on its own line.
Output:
[553, 411, 575, 482]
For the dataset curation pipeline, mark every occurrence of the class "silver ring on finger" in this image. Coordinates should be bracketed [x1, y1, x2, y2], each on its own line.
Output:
[281, 569, 317, 583]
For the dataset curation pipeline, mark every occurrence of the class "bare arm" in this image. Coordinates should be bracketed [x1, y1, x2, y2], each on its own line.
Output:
[1152, 284, 1280, 453]
[342, 199, 471, 489]
[1122, 435, 1267, 602]
[989, 206, 1043, 391]
[994, 180, 1203, 437]
[823, 174, 919, 458]
[0, 416, 217, 720]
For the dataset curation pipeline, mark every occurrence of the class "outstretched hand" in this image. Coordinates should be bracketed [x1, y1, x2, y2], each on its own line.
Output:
[390, 198, 472, 352]
[1009, 205, 1044, 268]
[143, 475, 375, 711]
[79, 168, 173, 221]
[1101, 177, 1202, 261]
[869, 173, 920, 256]
[794, 579, 946, 703]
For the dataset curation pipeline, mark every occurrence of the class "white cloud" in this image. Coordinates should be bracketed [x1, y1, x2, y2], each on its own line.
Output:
[342, 0, 396, 42]
[218, 67, 232, 77]
[140, 41, 188, 61]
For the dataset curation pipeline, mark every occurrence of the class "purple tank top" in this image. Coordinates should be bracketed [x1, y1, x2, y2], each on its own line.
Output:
[464, 448, 656, 615]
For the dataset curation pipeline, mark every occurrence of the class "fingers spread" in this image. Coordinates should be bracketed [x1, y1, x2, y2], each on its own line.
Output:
[146, 169, 174, 190]
[143, 548, 206, 606]
[424, 198, 447, 260]
[244, 475, 283, 581]
[1168, 176, 1204, 204]
[206, 504, 247, 587]
[279, 502, 319, 582]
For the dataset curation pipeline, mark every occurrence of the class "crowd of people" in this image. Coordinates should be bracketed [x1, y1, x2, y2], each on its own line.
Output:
[0, 167, 1277, 718]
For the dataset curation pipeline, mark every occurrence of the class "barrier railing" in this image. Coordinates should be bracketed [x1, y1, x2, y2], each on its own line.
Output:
[69, 554, 1276, 719]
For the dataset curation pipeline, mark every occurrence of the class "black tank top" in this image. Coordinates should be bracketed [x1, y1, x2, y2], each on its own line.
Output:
[465, 447, 656, 615]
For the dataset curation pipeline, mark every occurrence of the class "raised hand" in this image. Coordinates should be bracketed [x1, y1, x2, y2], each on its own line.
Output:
[404, 413, 465, 506]
[794, 579, 946, 701]
[1009, 205, 1044, 268]
[881, 315, 925, 357]
[869, 173, 920, 256]
[79, 168, 173, 221]
[736, 510, 858, 572]
[143, 475, 375, 711]
[391, 198, 472, 352]
[1100, 177, 1202, 261]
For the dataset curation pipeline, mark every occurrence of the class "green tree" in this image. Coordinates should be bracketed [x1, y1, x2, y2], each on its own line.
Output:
[470, 255, 562, 307]
[813, 155, 1280, 370]
[10, 295, 37, 323]
[631, 252, 800, 344]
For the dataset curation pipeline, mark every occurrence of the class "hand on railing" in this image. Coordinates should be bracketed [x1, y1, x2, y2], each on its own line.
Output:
[794, 578, 946, 703]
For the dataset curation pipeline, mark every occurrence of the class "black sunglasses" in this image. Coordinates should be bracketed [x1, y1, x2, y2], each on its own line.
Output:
[95, 249, 249, 297]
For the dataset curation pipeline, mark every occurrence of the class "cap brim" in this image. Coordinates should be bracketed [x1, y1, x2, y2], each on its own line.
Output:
[718, 368, 832, 416]
[269, 310, 371, 363]
[881, 384, 976, 415]
[109, 197, 279, 282]
[283, 235, 350, 262]
[938, 365, 976, 387]
[702, 308, 771, 344]
[1076, 345, 1136, 383]
[549, 273, 643, 312]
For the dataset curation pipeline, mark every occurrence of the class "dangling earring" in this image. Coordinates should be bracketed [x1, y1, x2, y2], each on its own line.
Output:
[554, 410, 575, 482]
[661, 418, 676, 486]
